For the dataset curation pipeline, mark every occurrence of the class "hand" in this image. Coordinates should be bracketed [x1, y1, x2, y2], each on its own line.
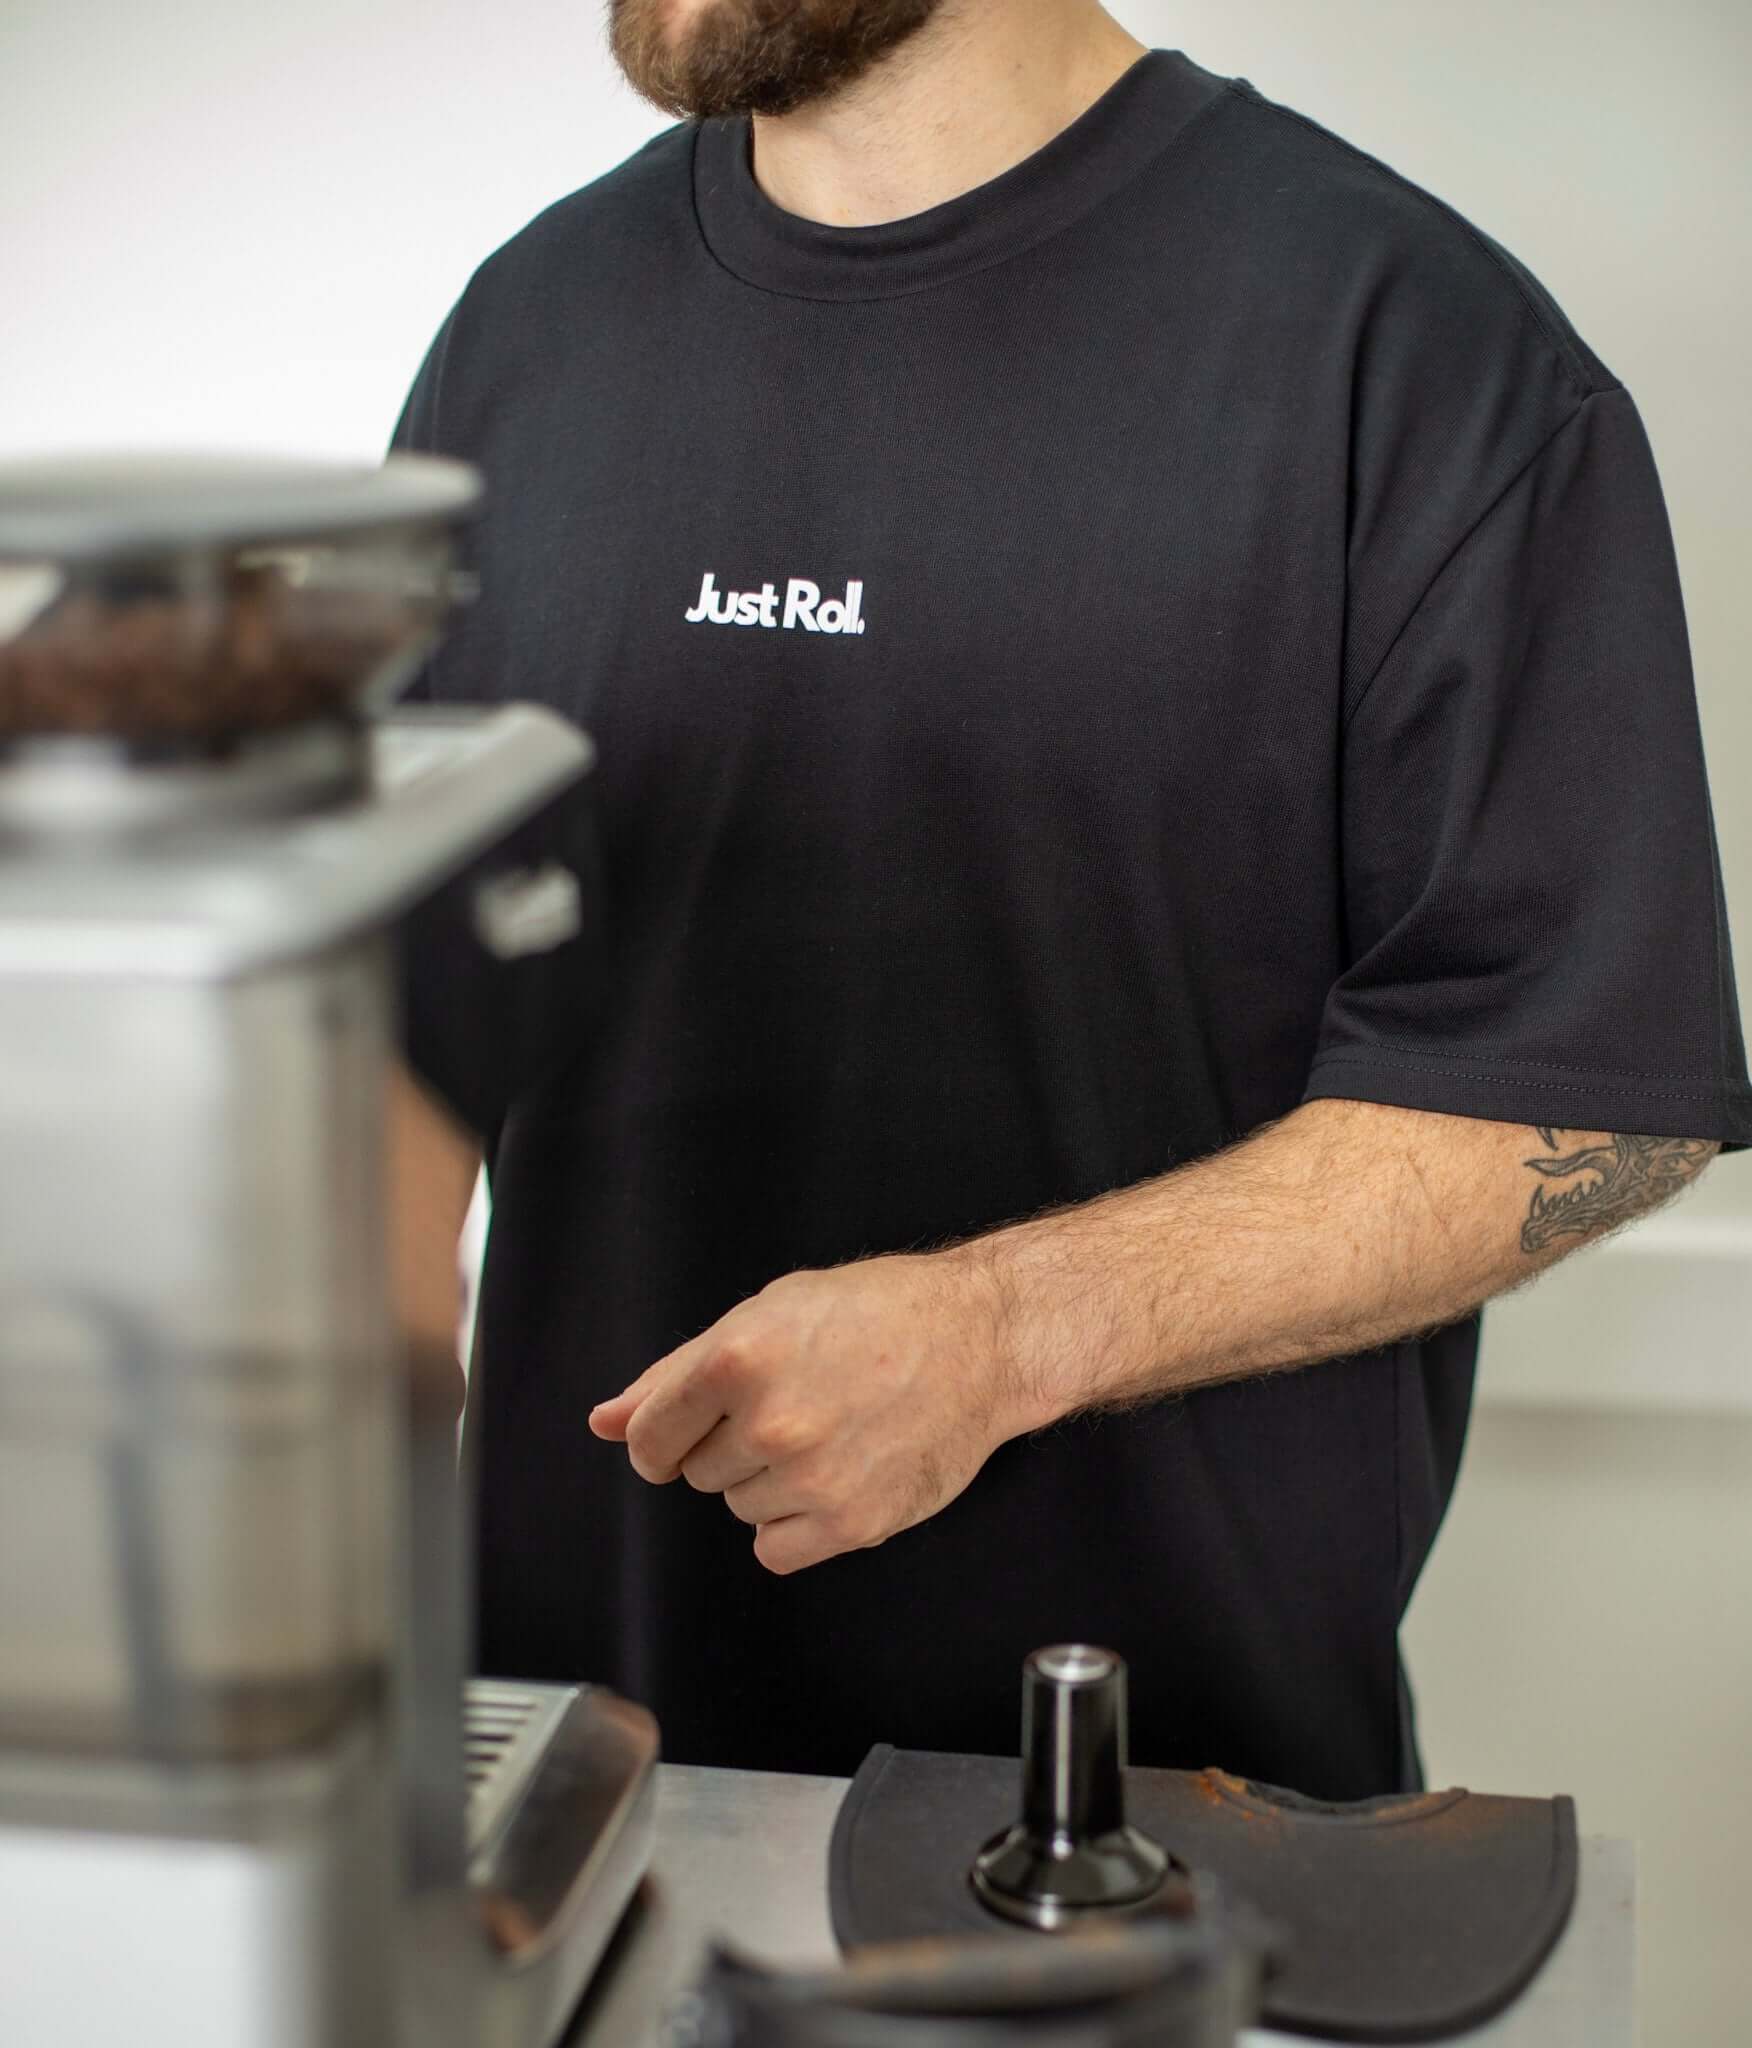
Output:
[587, 1248, 1031, 1575]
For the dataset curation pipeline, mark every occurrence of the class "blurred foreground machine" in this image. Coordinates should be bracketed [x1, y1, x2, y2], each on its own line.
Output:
[0, 455, 655, 2048]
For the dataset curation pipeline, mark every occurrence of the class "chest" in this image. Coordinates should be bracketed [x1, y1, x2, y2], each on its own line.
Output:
[437, 280, 1351, 887]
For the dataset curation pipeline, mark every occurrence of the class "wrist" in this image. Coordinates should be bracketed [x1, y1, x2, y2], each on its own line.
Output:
[948, 1227, 1074, 1438]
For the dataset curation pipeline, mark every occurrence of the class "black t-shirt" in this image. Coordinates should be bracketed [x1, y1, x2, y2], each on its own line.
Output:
[392, 48, 1750, 1799]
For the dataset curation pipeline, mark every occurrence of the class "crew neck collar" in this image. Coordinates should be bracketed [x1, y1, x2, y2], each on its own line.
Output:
[691, 49, 1233, 303]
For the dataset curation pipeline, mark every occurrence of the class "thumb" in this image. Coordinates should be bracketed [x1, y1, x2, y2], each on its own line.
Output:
[588, 1386, 639, 1439]
[589, 1357, 667, 1439]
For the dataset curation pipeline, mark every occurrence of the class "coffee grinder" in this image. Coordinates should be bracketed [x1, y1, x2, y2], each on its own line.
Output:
[0, 455, 657, 2047]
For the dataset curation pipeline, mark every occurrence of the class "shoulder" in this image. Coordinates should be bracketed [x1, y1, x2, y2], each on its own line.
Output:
[1204, 75, 1618, 404]
[1178, 73, 1638, 698]
[462, 119, 697, 310]
[400, 121, 697, 446]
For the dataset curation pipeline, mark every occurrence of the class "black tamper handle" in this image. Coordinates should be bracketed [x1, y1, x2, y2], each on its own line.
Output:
[1022, 1643, 1129, 1844]
[970, 1642, 1171, 1929]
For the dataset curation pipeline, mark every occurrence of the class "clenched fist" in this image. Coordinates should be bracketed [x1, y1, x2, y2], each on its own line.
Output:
[587, 1249, 1041, 1574]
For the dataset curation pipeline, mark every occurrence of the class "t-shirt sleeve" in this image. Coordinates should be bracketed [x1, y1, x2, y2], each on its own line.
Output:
[384, 309, 461, 707]
[381, 306, 607, 1149]
[389, 303, 457, 459]
[1303, 381, 1752, 1148]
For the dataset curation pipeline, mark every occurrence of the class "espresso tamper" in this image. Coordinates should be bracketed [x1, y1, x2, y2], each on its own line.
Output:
[970, 1644, 1171, 1930]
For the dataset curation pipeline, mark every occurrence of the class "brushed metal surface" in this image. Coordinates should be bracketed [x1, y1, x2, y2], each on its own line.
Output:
[0, 703, 596, 2048]
[0, 452, 481, 563]
[469, 1684, 659, 2048]
[467, 1681, 577, 1853]
[0, 705, 592, 978]
[565, 1765, 1634, 2048]
[0, 946, 397, 1761]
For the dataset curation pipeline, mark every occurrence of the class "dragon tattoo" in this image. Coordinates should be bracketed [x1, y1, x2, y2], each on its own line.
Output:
[1520, 1127, 1715, 1254]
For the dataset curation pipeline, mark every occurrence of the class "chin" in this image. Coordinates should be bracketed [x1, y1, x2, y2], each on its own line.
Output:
[611, 0, 946, 124]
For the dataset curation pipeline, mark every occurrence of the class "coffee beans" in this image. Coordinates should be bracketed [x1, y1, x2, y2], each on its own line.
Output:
[0, 564, 406, 745]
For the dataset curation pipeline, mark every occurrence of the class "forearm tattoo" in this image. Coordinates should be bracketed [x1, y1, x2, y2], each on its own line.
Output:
[1520, 1128, 1715, 1254]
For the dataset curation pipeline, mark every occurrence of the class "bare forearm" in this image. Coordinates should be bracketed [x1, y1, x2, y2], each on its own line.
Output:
[970, 1099, 1716, 1429]
[591, 1098, 1717, 1575]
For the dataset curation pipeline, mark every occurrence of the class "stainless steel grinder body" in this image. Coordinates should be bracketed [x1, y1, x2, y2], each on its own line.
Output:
[0, 708, 594, 2047]
[0, 455, 625, 2047]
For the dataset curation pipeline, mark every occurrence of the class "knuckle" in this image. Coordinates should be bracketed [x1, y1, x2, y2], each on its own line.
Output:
[825, 1505, 882, 1552]
[698, 1341, 748, 1393]
[623, 1417, 670, 1481]
[787, 1468, 833, 1513]
[748, 1410, 811, 1462]
[766, 1450, 840, 1514]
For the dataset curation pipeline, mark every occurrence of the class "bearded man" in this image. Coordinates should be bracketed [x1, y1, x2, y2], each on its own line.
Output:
[390, 0, 1747, 1797]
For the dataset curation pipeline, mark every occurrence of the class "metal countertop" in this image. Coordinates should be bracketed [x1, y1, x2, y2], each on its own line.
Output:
[564, 1763, 1634, 2047]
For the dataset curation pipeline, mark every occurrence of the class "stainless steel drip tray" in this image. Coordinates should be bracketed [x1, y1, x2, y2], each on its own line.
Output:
[466, 1681, 578, 1854]
[464, 1678, 659, 2048]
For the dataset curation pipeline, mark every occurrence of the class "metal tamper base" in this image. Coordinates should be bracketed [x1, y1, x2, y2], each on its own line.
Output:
[970, 1644, 1171, 1931]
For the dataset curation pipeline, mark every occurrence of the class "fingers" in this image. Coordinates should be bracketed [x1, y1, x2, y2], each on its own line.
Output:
[589, 1324, 719, 1457]
[614, 1396, 891, 1575]
[732, 1475, 887, 1574]
[754, 1514, 846, 1577]
[588, 1354, 670, 1442]
[601, 1315, 809, 1487]
[619, 1339, 757, 1482]
[587, 1390, 637, 1441]
[722, 1466, 795, 1525]
[679, 1416, 767, 1497]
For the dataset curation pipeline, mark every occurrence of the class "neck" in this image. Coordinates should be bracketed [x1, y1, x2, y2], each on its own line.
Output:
[749, 2, 1151, 227]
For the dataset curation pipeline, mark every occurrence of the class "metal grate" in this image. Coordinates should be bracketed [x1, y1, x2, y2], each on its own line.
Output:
[463, 1678, 578, 1856]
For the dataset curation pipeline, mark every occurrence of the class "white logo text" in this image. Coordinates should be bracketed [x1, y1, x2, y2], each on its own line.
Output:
[683, 571, 867, 636]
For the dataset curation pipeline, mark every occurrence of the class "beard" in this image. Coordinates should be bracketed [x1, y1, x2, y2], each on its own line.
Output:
[607, 0, 948, 121]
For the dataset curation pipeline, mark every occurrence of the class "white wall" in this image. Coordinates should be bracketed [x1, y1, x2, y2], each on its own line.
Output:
[5, 6, 1748, 2043]
[0, 0, 666, 460]
[1402, 1396, 1752, 2048]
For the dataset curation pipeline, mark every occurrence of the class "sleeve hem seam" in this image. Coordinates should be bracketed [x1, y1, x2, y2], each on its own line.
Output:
[1306, 1050, 1751, 1110]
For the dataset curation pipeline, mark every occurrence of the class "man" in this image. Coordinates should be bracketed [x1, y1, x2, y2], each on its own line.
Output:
[390, 0, 1749, 1799]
